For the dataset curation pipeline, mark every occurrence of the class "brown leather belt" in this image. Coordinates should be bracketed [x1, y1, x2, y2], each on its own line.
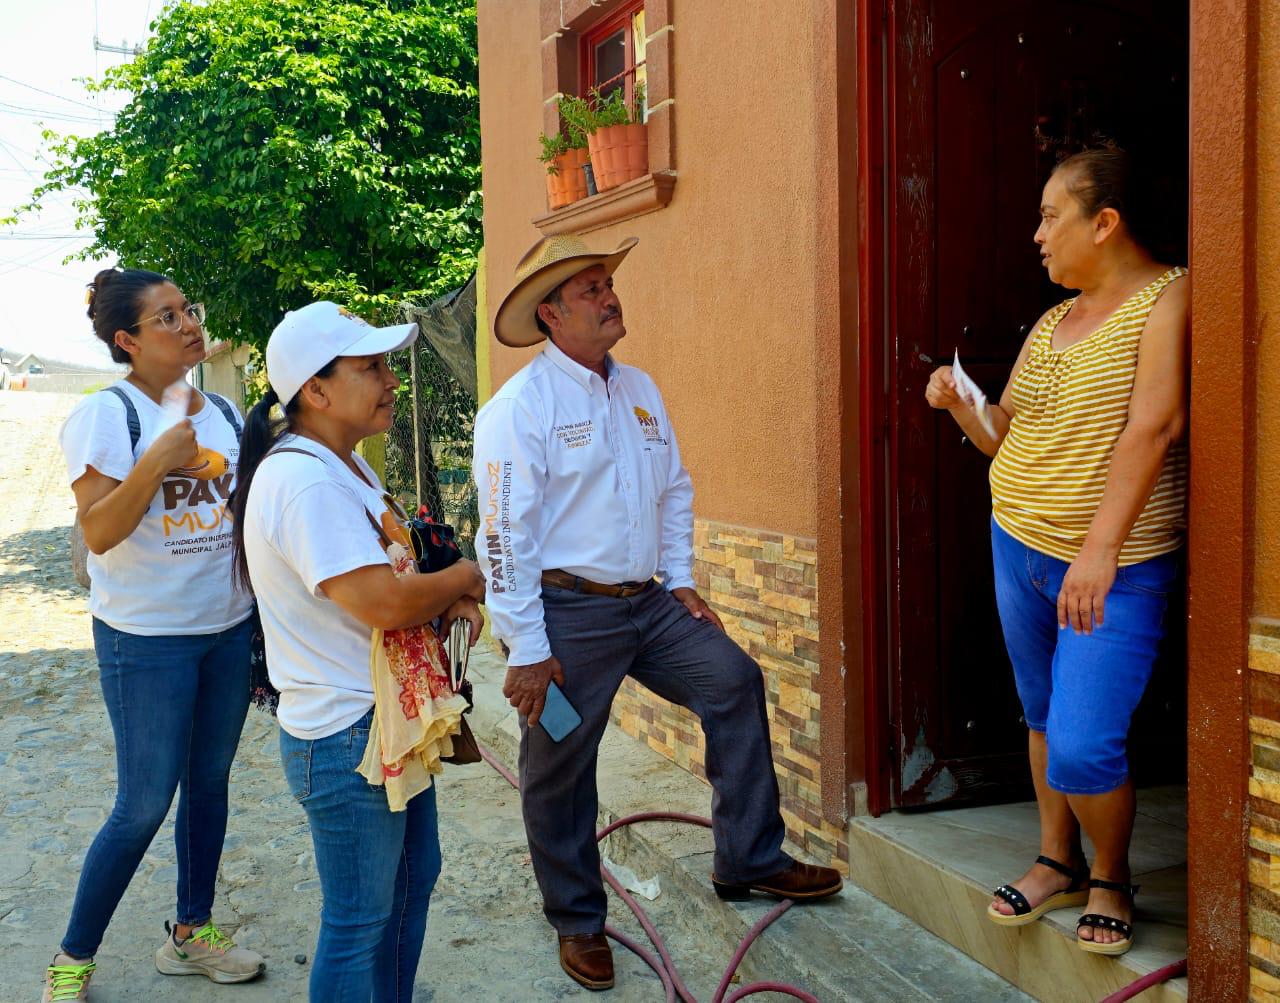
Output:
[542, 569, 653, 598]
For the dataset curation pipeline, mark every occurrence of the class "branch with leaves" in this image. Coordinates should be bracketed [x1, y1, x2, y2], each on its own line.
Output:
[13, 0, 482, 346]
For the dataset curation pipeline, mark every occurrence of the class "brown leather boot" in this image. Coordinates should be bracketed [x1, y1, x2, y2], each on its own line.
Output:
[712, 860, 844, 901]
[558, 932, 614, 990]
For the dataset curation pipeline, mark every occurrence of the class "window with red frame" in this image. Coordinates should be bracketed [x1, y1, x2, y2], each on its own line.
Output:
[581, 2, 647, 119]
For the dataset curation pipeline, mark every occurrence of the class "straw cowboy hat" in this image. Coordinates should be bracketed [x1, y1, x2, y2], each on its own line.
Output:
[494, 234, 638, 348]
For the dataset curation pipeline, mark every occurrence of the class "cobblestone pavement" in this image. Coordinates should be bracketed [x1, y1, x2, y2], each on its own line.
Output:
[0, 392, 724, 1002]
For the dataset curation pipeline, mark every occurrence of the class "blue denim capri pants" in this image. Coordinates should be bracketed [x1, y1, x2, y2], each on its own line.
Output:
[991, 517, 1180, 795]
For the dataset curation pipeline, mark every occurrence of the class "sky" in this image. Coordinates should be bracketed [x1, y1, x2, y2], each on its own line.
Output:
[0, 0, 155, 369]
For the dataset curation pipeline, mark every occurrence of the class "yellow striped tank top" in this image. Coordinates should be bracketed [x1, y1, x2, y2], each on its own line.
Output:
[989, 266, 1188, 565]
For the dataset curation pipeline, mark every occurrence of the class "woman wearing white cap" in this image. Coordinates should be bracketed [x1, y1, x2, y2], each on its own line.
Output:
[228, 302, 485, 1001]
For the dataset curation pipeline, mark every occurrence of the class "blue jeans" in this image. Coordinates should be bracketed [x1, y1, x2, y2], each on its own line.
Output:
[991, 519, 1179, 794]
[62, 617, 253, 958]
[280, 711, 441, 1002]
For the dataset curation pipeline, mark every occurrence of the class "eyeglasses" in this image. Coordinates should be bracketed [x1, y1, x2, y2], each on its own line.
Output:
[130, 302, 206, 334]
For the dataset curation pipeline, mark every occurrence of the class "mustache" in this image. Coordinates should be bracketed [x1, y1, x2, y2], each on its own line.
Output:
[602, 307, 622, 321]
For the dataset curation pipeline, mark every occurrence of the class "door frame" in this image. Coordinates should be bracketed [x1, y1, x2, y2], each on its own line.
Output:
[1183, 1, 1254, 997]
[845, 0, 1255, 994]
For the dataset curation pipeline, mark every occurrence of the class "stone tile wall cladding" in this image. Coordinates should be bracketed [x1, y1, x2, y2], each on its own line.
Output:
[609, 518, 850, 871]
[1248, 618, 1280, 1001]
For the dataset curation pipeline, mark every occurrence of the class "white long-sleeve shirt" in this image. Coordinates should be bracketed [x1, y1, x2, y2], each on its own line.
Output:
[472, 340, 695, 666]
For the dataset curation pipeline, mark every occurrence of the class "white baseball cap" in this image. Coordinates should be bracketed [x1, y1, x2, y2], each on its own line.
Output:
[266, 301, 419, 406]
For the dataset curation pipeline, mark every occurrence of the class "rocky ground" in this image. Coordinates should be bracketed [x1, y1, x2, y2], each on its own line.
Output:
[0, 392, 725, 1002]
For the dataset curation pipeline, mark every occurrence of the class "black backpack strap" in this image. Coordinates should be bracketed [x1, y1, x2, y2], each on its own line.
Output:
[205, 392, 243, 437]
[102, 385, 141, 455]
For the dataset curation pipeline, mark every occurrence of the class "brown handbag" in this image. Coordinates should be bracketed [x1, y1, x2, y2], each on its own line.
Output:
[443, 704, 483, 765]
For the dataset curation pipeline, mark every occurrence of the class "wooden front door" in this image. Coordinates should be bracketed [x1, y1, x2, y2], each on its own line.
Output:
[885, 0, 1188, 807]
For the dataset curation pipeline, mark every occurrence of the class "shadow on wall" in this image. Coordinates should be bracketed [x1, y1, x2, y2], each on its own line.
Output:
[0, 525, 85, 601]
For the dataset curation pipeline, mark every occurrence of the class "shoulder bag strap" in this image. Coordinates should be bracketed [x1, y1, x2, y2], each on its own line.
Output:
[101, 385, 141, 455]
[364, 509, 395, 550]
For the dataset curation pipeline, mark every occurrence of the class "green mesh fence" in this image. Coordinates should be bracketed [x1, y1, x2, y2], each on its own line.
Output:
[384, 277, 479, 559]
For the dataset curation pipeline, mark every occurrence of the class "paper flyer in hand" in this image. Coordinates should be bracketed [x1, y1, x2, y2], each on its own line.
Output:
[159, 380, 192, 431]
[951, 350, 997, 440]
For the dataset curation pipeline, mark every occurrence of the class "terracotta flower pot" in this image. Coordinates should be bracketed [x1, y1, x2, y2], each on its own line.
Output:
[586, 123, 648, 192]
[545, 147, 591, 210]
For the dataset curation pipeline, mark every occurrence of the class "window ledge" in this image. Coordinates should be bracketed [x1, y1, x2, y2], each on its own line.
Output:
[533, 171, 677, 236]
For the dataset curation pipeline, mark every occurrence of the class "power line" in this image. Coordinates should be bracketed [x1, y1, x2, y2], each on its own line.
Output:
[0, 74, 104, 114]
[94, 0, 101, 83]
[0, 237, 88, 277]
[0, 135, 61, 173]
[0, 259, 85, 281]
[0, 99, 107, 121]
[0, 103, 106, 125]
[0, 240, 67, 268]
[0, 139, 37, 180]
[0, 185, 86, 211]
[7, 213, 81, 229]
[0, 233, 87, 240]
[8, 215, 84, 235]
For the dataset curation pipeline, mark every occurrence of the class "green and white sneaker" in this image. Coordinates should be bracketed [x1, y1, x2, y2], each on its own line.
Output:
[42, 956, 95, 1002]
[154, 920, 265, 983]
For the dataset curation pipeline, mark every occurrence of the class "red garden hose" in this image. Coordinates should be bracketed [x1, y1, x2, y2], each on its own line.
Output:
[477, 744, 820, 1002]
[479, 741, 1188, 1002]
[1099, 958, 1188, 1002]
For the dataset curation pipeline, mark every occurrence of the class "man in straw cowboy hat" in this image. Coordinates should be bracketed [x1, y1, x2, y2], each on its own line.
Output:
[473, 234, 842, 991]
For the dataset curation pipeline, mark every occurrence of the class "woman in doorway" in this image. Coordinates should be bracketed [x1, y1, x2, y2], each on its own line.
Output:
[47, 268, 264, 1002]
[925, 147, 1188, 956]
[230, 302, 485, 1001]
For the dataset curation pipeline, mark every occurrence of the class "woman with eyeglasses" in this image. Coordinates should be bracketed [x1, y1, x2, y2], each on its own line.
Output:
[45, 268, 264, 1003]
[230, 302, 485, 1001]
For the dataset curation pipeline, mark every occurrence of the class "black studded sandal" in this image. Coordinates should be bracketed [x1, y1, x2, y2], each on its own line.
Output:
[1076, 878, 1139, 956]
[986, 855, 1091, 927]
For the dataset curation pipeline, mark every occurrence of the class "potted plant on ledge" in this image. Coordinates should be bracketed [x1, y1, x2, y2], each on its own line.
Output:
[538, 118, 590, 211]
[567, 85, 648, 193]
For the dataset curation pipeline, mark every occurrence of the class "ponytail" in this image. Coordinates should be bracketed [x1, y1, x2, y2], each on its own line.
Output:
[230, 388, 285, 594]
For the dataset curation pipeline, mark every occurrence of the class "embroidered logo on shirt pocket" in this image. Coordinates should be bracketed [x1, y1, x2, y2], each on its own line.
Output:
[634, 406, 668, 446]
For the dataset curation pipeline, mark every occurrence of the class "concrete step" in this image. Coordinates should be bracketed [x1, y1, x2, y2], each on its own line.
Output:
[467, 648, 1032, 1002]
[847, 803, 1189, 1003]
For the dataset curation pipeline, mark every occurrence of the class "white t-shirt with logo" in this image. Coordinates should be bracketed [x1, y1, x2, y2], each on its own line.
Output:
[241, 434, 391, 740]
[60, 380, 254, 636]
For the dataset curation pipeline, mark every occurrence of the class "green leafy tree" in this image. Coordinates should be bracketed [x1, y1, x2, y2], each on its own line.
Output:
[19, 0, 481, 345]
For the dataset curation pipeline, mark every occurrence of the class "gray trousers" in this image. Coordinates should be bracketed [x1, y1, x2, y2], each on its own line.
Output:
[518, 581, 791, 935]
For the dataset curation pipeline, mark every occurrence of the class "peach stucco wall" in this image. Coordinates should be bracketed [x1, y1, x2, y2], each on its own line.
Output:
[1256, 1, 1280, 615]
[477, 1, 820, 537]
